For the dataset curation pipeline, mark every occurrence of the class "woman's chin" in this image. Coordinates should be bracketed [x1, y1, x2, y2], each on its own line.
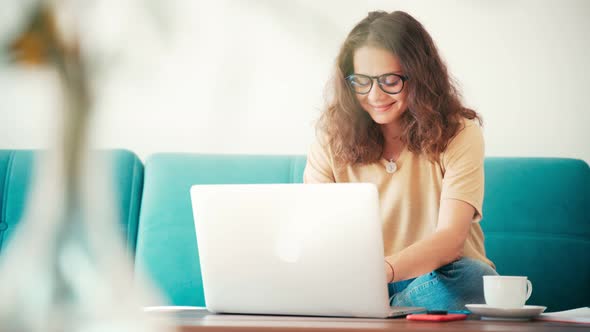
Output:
[370, 114, 397, 125]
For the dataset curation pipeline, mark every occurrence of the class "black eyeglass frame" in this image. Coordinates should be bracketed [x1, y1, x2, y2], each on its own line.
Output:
[346, 73, 409, 95]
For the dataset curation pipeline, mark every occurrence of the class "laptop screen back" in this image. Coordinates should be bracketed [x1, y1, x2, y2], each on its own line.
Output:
[190, 183, 392, 318]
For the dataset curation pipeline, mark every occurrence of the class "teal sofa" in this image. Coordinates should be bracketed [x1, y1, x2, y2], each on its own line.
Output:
[0, 150, 144, 254]
[1, 150, 588, 312]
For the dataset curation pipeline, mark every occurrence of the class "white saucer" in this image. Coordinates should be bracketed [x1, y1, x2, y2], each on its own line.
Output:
[466, 304, 547, 320]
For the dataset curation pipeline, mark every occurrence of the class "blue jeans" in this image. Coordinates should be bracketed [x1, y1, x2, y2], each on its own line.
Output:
[388, 257, 498, 310]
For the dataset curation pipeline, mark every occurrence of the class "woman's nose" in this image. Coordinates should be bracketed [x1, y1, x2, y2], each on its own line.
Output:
[367, 81, 387, 102]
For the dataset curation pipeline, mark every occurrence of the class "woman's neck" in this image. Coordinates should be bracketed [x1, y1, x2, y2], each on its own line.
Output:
[380, 122, 405, 160]
[380, 122, 403, 144]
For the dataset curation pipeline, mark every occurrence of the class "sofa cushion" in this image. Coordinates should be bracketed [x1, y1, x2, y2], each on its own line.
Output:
[136, 154, 306, 306]
[0, 149, 144, 255]
[481, 158, 590, 311]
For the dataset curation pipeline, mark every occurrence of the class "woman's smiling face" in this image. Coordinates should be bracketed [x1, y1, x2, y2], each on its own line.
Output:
[352, 45, 409, 126]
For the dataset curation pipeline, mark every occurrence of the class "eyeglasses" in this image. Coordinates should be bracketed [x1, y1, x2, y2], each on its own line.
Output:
[346, 73, 409, 95]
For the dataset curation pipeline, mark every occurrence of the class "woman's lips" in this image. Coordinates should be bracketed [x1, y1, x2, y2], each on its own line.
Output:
[371, 101, 396, 112]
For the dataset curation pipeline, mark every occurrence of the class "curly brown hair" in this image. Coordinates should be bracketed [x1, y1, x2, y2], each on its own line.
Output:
[318, 10, 482, 165]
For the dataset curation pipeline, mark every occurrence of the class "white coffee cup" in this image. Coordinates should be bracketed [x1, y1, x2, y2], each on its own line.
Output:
[483, 276, 532, 308]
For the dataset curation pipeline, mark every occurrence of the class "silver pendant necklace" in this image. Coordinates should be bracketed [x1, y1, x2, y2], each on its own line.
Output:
[386, 159, 398, 174]
[384, 136, 402, 174]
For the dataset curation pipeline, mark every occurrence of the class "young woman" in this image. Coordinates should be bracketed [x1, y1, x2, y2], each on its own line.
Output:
[304, 10, 498, 310]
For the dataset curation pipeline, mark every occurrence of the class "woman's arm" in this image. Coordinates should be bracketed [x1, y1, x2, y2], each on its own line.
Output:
[384, 121, 486, 282]
[303, 138, 336, 184]
[385, 198, 474, 282]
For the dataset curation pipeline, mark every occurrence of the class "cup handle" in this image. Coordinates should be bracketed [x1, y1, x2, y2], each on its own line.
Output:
[526, 280, 533, 300]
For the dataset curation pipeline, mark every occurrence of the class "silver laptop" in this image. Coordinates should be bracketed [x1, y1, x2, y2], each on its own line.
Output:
[190, 183, 424, 318]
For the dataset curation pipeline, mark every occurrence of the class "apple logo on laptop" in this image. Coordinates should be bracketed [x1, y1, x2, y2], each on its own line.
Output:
[274, 216, 308, 263]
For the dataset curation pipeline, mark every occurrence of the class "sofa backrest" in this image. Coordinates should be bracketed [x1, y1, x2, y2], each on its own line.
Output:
[481, 157, 590, 311]
[135, 154, 306, 306]
[0, 150, 145, 255]
[137, 154, 589, 311]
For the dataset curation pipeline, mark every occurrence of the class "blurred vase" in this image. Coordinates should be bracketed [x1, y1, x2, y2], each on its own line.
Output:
[0, 149, 175, 332]
[0, 3, 175, 331]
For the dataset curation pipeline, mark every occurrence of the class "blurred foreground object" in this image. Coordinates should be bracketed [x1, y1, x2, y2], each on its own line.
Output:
[0, 2, 175, 331]
[9, 3, 63, 66]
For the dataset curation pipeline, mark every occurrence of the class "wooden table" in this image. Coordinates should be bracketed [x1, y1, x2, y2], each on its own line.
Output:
[147, 309, 589, 332]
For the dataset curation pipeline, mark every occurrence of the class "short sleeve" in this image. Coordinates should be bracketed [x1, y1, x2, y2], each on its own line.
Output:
[303, 137, 336, 184]
[440, 120, 485, 222]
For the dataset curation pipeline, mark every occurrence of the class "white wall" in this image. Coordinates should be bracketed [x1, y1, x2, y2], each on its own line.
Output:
[1, 0, 589, 163]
